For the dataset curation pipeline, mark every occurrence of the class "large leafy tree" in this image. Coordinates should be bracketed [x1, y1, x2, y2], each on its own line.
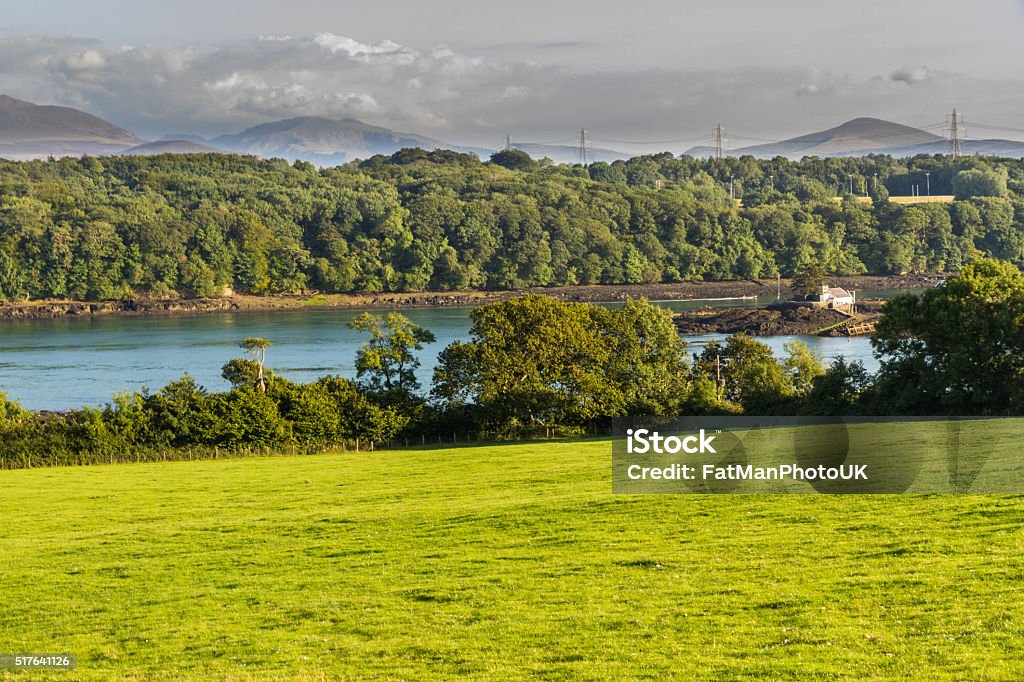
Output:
[872, 259, 1024, 414]
[348, 312, 436, 396]
[696, 335, 797, 414]
[432, 295, 691, 429]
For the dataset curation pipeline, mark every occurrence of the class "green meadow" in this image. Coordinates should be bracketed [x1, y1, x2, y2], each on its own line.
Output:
[2, 437, 1024, 680]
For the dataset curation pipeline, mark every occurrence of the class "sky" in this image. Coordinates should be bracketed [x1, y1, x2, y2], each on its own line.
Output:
[2, 0, 1024, 152]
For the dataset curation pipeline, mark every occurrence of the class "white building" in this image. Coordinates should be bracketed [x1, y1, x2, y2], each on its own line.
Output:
[808, 284, 854, 308]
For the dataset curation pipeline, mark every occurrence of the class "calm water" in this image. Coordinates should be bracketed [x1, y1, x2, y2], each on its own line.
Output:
[0, 291, 913, 410]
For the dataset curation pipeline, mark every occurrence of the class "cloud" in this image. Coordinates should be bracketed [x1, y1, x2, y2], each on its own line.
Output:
[0, 34, 488, 133]
[0, 33, 1021, 150]
[62, 49, 107, 71]
[312, 34, 418, 65]
[890, 64, 933, 85]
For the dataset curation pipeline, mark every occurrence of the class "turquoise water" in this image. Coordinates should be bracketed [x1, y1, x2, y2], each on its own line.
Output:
[0, 293, 906, 410]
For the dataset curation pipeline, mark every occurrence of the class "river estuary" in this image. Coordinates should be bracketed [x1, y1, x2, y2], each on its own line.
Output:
[0, 291, 913, 410]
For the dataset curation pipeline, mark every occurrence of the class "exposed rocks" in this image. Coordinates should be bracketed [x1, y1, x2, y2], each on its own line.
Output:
[0, 298, 239, 320]
[675, 301, 885, 337]
[0, 274, 935, 321]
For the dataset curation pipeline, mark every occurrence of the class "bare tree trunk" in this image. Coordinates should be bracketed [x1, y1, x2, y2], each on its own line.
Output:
[257, 348, 266, 393]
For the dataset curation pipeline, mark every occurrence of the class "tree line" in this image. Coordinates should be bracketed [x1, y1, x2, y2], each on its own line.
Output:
[1, 150, 1023, 302]
[1, 260, 1021, 468]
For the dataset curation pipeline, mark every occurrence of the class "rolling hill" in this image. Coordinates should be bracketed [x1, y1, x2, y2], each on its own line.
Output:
[510, 142, 630, 164]
[123, 140, 224, 156]
[210, 116, 463, 165]
[6, 93, 1024, 164]
[0, 94, 141, 159]
[725, 117, 941, 158]
[687, 117, 1024, 159]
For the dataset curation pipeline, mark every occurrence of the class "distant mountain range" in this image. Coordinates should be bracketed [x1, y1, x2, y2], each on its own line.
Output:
[205, 116, 467, 166]
[685, 117, 1024, 159]
[122, 140, 222, 156]
[0, 96, 491, 163]
[4, 94, 1024, 164]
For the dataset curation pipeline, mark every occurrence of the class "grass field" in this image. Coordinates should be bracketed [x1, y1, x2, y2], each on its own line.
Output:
[2, 437, 1024, 680]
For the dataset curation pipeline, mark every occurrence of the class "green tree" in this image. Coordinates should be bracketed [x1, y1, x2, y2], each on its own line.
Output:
[489, 149, 535, 171]
[791, 262, 827, 298]
[800, 357, 873, 415]
[0, 391, 28, 431]
[697, 335, 794, 414]
[209, 386, 287, 447]
[783, 340, 826, 397]
[348, 312, 436, 396]
[221, 358, 275, 389]
[432, 296, 692, 430]
[142, 375, 213, 446]
[952, 168, 1008, 200]
[872, 259, 1024, 414]
[240, 337, 272, 393]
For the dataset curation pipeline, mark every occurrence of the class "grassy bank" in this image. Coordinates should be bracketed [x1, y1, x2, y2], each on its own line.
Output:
[2, 438, 1023, 679]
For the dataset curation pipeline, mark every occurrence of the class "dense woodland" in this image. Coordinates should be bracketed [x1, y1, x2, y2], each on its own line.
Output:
[1, 149, 1023, 302]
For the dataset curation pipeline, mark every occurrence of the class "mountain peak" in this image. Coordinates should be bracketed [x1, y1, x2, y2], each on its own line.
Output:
[828, 117, 938, 137]
[715, 117, 944, 159]
[211, 116, 449, 164]
[0, 94, 141, 156]
[0, 94, 35, 109]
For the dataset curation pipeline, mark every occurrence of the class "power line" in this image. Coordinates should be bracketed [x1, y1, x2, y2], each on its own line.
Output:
[503, 114, 1024, 161]
[588, 134, 707, 145]
[592, 122, 951, 150]
[506, 135, 580, 146]
[964, 121, 1024, 136]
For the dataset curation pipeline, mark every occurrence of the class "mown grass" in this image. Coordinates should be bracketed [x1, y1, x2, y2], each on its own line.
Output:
[2, 438, 1024, 680]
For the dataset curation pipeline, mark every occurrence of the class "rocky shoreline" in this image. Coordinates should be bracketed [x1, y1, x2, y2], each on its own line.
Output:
[0, 274, 940, 321]
[675, 300, 886, 337]
[0, 297, 241, 320]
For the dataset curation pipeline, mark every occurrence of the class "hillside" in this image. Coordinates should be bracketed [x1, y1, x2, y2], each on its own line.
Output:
[0, 94, 141, 158]
[7, 92, 1024, 164]
[123, 140, 224, 156]
[685, 117, 1024, 159]
[0, 151, 1018, 304]
[885, 138, 1024, 158]
[512, 142, 630, 164]
[731, 117, 941, 158]
[2, 436, 1023, 678]
[211, 116, 456, 165]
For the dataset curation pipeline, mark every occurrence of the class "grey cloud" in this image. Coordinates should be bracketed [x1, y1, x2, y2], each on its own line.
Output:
[1, 33, 1021, 150]
[891, 64, 933, 85]
[535, 41, 592, 49]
